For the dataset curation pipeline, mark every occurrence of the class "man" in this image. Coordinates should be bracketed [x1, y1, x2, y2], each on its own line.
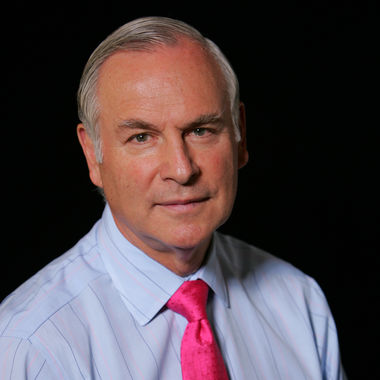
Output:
[0, 17, 346, 379]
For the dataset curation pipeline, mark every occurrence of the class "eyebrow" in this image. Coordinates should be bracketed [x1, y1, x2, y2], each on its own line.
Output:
[184, 113, 224, 130]
[117, 112, 224, 132]
[118, 119, 156, 131]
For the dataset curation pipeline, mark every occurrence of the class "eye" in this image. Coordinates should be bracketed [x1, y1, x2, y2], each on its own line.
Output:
[192, 127, 208, 137]
[130, 133, 150, 143]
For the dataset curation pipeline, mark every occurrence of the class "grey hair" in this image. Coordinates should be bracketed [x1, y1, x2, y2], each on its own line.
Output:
[77, 16, 241, 162]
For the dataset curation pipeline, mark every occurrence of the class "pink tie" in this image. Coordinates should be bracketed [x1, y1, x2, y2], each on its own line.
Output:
[167, 280, 229, 380]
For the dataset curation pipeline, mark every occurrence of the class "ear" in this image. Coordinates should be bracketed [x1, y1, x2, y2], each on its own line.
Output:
[77, 123, 103, 188]
[237, 102, 249, 169]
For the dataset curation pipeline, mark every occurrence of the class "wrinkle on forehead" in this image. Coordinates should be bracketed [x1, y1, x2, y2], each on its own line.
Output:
[96, 39, 230, 131]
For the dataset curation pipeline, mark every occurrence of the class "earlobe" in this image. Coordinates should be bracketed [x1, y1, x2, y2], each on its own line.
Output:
[237, 103, 249, 169]
[77, 123, 103, 188]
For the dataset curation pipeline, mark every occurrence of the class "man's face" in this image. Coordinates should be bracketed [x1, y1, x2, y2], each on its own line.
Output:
[78, 39, 248, 274]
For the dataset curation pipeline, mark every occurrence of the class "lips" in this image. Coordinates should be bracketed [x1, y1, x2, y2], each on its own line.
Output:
[158, 197, 208, 206]
[155, 197, 210, 212]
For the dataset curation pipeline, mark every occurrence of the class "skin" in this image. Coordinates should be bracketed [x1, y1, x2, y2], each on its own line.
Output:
[77, 38, 248, 276]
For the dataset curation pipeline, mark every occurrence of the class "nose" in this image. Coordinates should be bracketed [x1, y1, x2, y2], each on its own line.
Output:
[160, 139, 200, 185]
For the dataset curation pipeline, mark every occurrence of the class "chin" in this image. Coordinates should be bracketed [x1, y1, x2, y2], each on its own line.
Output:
[164, 224, 212, 252]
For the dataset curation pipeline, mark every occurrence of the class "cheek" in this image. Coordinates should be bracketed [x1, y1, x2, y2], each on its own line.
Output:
[112, 156, 158, 195]
[204, 146, 237, 185]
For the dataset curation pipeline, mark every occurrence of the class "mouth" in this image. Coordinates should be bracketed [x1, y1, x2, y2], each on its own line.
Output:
[155, 197, 210, 212]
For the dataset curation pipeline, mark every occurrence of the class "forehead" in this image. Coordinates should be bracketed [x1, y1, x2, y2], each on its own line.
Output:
[96, 39, 228, 125]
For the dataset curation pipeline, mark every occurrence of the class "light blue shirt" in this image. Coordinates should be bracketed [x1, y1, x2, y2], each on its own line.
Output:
[0, 205, 346, 379]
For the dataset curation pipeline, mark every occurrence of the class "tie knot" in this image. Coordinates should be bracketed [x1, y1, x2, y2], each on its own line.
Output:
[167, 280, 209, 322]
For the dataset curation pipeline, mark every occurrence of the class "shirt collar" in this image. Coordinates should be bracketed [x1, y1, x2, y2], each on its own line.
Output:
[96, 204, 229, 325]
[192, 235, 230, 308]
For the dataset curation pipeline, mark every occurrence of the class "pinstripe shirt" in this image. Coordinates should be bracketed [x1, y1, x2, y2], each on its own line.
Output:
[0, 204, 346, 379]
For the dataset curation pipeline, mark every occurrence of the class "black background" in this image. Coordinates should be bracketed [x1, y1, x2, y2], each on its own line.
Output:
[2, 1, 379, 378]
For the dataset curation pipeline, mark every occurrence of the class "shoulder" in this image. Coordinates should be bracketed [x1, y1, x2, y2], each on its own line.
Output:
[214, 232, 331, 317]
[0, 221, 106, 340]
[214, 232, 306, 278]
[214, 232, 345, 379]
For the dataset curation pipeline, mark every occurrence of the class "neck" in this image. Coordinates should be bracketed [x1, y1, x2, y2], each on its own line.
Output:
[113, 217, 212, 276]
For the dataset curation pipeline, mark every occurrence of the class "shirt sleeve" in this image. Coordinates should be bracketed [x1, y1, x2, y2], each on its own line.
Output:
[0, 336, 59, 379]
